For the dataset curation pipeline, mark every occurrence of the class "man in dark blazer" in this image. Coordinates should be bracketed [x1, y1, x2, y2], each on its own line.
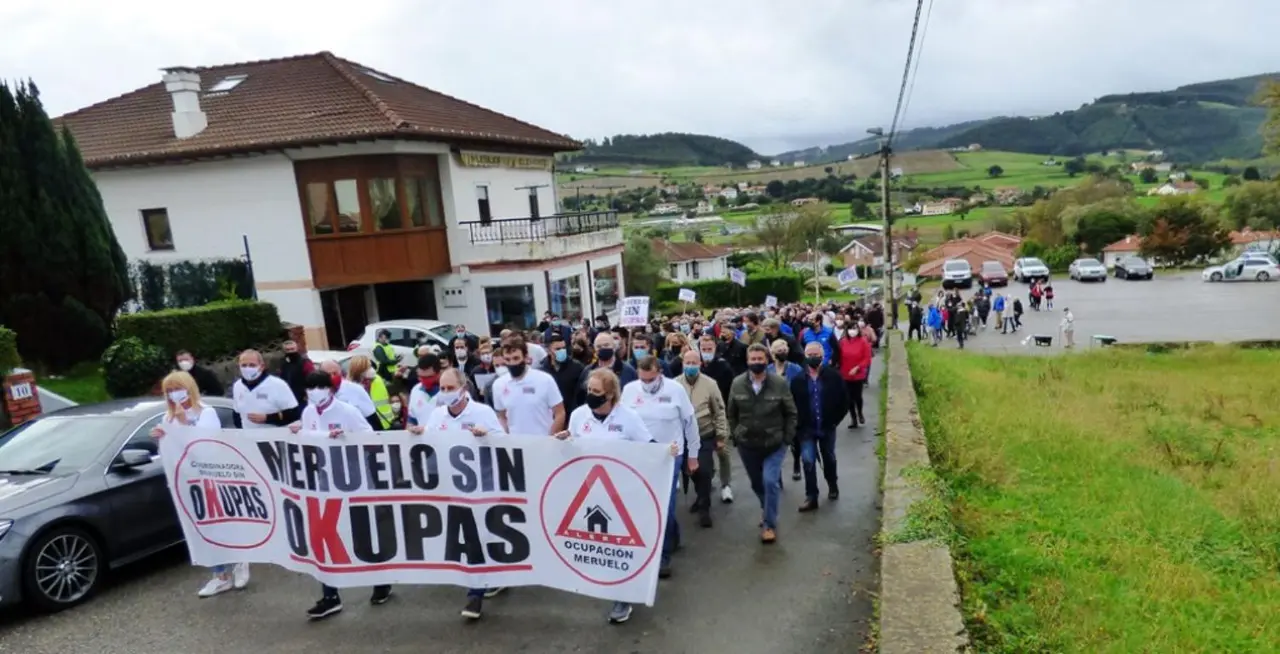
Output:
[789, 341, 850, 512]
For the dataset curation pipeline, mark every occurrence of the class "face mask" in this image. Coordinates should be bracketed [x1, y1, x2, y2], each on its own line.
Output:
[632, 349, 648, 361]
[806, 356, 824, 369]
[435, 390, 462, 407]
[177, 360, 194, 372]
[495, 366, 509, 377]
[773, 352, 787, 363]
[391, 400, 402, 414]
[554, 349, 568, 363]
[306, 389, 331, 406]
[284, 351, 298, 360]
[849, 329, 860, 338]
[748, 363, 767, 375]
[240, 366, 261, 381]
[700, 351, 714, 362]
[455, 331, 466, 337]
[508, 363, 527, 378]
[167, 389, 189, 405]
[363, 368, 376, 380]
[330, 373, 343, 388]
[684, 365, 700, 378]
[585, 392, 608, 410]
[455, 349, 468, 361]
[858, 321, 867, 329]
[597, 348, 614, 361]
[419, 375, 439, 391]
[680, 324, 690, 334]
[480, 353, 492, 364]
[642, 378, 661, 393]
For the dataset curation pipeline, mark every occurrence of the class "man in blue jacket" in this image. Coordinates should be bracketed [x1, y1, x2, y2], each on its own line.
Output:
[800, 313, 836, 364]
[790, 341, 850, 511]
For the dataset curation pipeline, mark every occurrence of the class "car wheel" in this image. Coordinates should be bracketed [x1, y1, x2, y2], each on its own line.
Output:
[22, 526, 103, 612]
[1145, 273, 1153, 280]
[1258, 272, 1271, 282]
[1210, 272, 1223, 282]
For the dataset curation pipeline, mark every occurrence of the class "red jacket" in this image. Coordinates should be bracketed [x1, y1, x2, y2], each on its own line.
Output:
[838, 336, 872, 382]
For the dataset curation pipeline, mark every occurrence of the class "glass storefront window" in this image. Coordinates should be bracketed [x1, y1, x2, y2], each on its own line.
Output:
[484, 285, 536, 336]
[592, 266, 619, 317]
[549, 274, 583, 321]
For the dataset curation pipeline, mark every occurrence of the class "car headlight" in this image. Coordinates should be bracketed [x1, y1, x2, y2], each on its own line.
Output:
[0, 520, 11, 541]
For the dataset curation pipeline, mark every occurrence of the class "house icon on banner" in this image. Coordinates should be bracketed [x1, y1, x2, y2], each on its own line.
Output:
[584, 506, 612, 534]
[554, 464, 647, 548]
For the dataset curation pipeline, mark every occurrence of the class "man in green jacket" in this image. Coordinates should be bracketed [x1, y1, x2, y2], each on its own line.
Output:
[726, 343, 797, 544]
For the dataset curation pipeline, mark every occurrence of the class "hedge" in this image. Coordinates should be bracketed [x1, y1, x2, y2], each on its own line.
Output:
[0, 326, 19, 373]
[130, 258, 254, 312]
[102, 337, 169, 398]
[116, 300, 283, 360]
[655, 272, 803, 307]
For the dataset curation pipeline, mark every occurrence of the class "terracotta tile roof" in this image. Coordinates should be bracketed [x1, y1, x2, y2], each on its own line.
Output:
[921, 236, 1017, 263]
[918, 245, 1015, 277]
[1103, 235, 1142, 252]
[974, 231, 1022, 251]
[651, 239, 732, 262]
[55, 51, 579, 167]
[1230, 229, 1280, 245]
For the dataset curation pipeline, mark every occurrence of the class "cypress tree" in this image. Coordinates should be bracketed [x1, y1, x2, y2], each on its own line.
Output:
[0, 80, 130, 370]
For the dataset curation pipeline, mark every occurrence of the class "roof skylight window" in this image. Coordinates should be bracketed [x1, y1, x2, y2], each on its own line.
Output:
[207, 74, 248, 93]
[361, 68, 396, 83]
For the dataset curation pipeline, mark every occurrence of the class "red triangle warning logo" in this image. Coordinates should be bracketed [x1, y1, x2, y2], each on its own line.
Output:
[554, 464, 647, 547]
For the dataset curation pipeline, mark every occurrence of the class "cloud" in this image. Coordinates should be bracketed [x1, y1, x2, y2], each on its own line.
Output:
[1, 0, 1275, 156]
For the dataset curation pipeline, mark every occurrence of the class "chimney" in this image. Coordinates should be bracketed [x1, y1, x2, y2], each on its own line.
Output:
[161, 67, 207, 139]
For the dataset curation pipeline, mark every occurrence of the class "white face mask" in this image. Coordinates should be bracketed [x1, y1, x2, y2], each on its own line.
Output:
[642, 378, 662, 393]
[240, 366, 261, 381]
[495, 366, 509, 377]
[455, 349, 468, 361]
[167, 389, 189, 405]
[363, 368, 376, 380]
[306, 388, 331, 406]
[177, 360, 194, 372]
[435, 390, 463, 407]
[480, 353, 493, 364]
[390, 400, 403, 413]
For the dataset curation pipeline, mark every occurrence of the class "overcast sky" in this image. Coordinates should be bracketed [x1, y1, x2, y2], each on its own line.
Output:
[2, 0, 1275, 155]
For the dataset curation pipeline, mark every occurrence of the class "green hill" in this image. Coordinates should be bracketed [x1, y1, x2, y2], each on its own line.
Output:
[564, 132, 760, 168]
[773, 118, 996, 164]
[937, 73, 1278, 162]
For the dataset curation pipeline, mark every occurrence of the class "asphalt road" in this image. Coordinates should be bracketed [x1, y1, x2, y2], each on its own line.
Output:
[918, 272, 1280, 354]
[0, 361, 883, 654]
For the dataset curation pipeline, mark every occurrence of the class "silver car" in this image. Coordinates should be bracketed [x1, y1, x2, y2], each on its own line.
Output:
[0, 397, 237, 611]
[1068, 258, 1108, 282]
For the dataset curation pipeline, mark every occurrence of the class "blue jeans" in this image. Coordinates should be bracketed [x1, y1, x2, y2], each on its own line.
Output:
[800, 431, 838, 501]
[739, 445, 785, 529]
[662, 454, 683, 566]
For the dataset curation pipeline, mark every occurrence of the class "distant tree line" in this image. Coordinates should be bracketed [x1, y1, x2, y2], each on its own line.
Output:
[567, 132, 761, 167]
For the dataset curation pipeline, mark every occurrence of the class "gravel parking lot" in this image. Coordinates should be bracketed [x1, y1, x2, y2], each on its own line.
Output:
[914, 271, 1279, 354]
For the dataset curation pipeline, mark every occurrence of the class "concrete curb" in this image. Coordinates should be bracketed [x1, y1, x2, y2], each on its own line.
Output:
[878, 333, 970, 654]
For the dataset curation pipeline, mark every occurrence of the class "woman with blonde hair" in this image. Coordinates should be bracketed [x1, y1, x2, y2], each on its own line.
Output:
[347, 354, 398, 429]
[150, 371, 249, 597]
[556, 367, 675, 625]
[662, 332, 688, 376]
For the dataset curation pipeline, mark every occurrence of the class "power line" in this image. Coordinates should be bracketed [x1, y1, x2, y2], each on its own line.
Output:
[896, 0, 935, 137]
[886, 0, 928, 149]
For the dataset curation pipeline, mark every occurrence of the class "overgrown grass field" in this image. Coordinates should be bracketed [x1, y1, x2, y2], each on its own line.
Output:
[908, 344, 1280, 653]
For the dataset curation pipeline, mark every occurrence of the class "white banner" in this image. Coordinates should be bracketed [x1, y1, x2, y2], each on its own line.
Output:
[729, 268, 747, 287]
[619, 296, 650, 327]
[837, 266, 860, 287]
[677, 288, 696, 303]
[159, 427, 674, 605]
[764, 295, 778, 308]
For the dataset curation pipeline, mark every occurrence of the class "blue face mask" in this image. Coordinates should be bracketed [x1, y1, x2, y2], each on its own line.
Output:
[554, 349, 568, 363]
[683, 365, 700, 378]
[633, 348, 648, 361]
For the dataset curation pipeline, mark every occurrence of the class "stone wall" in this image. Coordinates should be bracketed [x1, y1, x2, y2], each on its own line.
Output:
[2, 368, 42, 426]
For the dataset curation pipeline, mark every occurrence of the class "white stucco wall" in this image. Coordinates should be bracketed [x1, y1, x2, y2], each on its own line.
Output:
[92, 154, 325, 329]
[666, 256, 729, 283]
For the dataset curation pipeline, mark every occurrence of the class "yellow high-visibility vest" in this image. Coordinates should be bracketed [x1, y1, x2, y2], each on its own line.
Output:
[369, 375, 396, 429]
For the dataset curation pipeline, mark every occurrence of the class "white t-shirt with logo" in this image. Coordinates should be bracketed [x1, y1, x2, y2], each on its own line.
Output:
[407, 383, 438, 426]
[299, 398, 374, 435]
[567, 404, 654, 443]
[492, 369, 564, 436]
[231, 375, 299, 429]
[527, 343, 548, 368]
[424, 399, 507, 435]
[335, 379, 376, 417]
[163, 405, 221, 429]
[620, 377, 699, 456]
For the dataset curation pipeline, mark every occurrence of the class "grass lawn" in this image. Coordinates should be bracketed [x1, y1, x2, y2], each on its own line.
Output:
[908, 344, 1280, 653]
[39, 361, 109, 404]
[904, 151, 1128, 191]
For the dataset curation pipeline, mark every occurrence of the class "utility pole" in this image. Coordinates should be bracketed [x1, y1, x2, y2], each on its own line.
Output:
[868, 127, 898, 328]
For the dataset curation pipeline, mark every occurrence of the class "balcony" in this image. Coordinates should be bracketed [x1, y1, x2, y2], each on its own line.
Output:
[455, 211, 623, 265]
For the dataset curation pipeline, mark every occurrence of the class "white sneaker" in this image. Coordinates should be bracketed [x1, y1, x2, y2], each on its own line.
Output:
[198, 576, 233, 598]
[232, 563, 251, 589]
[720, 485, 734, 503]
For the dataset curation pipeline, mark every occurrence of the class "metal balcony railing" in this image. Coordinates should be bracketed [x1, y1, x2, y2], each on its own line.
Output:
[460, 211, 619, 244]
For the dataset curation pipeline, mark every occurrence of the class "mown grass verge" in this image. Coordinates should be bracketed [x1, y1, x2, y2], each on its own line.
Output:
[907, 343, 1280, 653]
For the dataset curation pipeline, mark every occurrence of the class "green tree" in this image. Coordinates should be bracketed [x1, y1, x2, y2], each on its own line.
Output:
[622, 234, 666, 297]
[1070, 200, 1142, 254]
[1258, 80, 1280, 154]
[942, 223, 956, 241]
[1221, 181, 1280, 229]
[1064, 157, 1086, 177]
[1222, 175, 1242, 188]
[0, 81, 131, 371]
[987, 164, 1004, 178]
[752, 205, 793, 270]
[765, 180, 785, 198]
[715, 195, 728, 208]
[1243, 166, 1262, 181]
[786, 202, 834, 255]
[1138, 167, 1159, 184]
[849, 198, 873, 220]
[1139, 196, 1231, 264]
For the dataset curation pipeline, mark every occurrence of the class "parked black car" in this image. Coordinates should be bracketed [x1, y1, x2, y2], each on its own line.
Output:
[0, 398, 236, 611]
[1114, 256, 1154, 280]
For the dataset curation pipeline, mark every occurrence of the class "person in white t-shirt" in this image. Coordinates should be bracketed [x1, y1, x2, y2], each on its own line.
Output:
[149, 371, 239, 598]
[231, 349, 300, 429]
[500, 328, 547, 369]
[317, 359, 377, 427]
[620, 356, 699, 580]
[285, 371, 390, 620]
[413, 368, 509, 621]
[491, 336, 565, 436]
[406, 354, 444, 428]
[556, 368, 676, 626]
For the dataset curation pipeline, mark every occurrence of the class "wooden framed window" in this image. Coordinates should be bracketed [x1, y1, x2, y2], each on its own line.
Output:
[141, 208, 174, 251]
[368, 178, 401, 230]
[405, 176, 444, 227]
[333, 179, 362, 233]
[295, 155, 448, 238]
[305, 183, 334, 235]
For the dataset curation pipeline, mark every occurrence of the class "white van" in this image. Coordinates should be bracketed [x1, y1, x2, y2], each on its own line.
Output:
[941, 259, 973, 289]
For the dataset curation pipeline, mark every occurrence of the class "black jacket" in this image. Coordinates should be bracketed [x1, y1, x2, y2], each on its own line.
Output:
[539, 356, 586, 415]
[717, 338, 748, 377]
[276, 354, 310, 404]
[789, 366, 850, 435]
[700, 358, 735, 404]
[189, 364, 225, 398]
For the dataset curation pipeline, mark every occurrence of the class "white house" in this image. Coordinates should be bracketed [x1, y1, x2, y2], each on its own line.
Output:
[651, 202, 682, 215]
[914, 199, 964, 216]
[770, 159, 782, 167]
[573, 165, 596, 173]
[789, 250, 831, 272]
[890, 167, 904, 178]
[793, 160, 806, 167]
[746, 160, 762, 170]
[56, 51, 624, 347]
[719, 187, 739, 201]
[1101, 234, 1142, 268]
[695, 200, 715, 215]
[651, 240, 731, 283]
[1149, 182, 1199, 196]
